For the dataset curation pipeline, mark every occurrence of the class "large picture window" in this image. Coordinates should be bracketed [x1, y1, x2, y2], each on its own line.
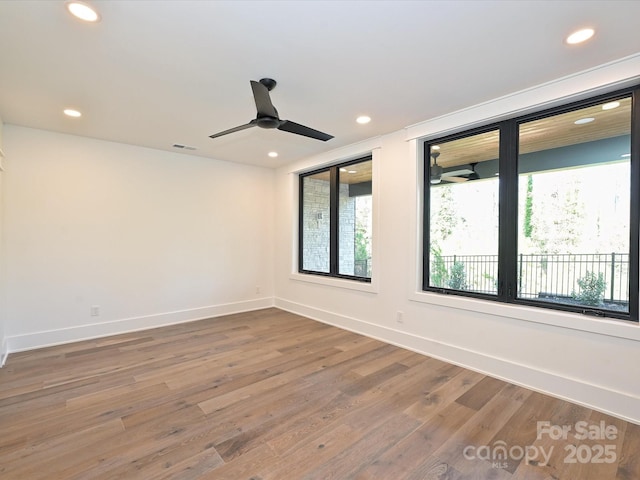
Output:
[423, 87, 639, 321]
[300, 156, 372, 281]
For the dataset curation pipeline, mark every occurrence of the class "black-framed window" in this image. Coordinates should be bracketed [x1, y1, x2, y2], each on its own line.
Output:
[299, 156, 372, 281]
[423, 86, 639, 322]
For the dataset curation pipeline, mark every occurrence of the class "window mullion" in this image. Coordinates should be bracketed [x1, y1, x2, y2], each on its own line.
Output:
[498, 120, 519, 302]
[329, 166, 339, 275]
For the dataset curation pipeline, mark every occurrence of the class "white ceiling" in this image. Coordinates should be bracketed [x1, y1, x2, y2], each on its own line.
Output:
[1, 0, 639, 168]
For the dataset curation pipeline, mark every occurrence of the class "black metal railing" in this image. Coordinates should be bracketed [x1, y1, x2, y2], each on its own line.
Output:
[354, 258, 372, 278]
[432, 252, 629, 303]
[432, 254, 499, 294]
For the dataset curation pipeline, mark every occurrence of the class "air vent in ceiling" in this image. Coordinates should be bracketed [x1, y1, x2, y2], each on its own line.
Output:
[172, 143, 197, 151]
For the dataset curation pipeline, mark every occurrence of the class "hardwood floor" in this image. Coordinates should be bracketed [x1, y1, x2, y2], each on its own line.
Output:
[0, 307, 638, 479]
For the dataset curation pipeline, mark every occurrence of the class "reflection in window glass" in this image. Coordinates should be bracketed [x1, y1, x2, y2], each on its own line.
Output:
[301, 171, 330, 273]
[429, 130, 500, 294]
[339, 160, 372, 278]
[517, 97, 631, 313]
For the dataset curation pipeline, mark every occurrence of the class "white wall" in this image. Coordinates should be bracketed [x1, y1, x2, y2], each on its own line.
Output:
[274, 60, 640, 424]
[3, 126, 274, 351]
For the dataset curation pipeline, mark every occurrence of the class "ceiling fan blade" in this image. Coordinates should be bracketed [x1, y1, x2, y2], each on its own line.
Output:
[442, 176, 469, 183]
[442, 168, 473, 178]
[277, 120, 333, 141]
[250, 80, 278, 118]
[209, 120, 257, 139]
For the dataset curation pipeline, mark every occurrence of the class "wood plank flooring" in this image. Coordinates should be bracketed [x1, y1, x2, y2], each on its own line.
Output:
[0, 307, 638, 479]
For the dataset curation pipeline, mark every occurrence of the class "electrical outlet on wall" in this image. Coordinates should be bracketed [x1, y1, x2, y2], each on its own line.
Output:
[90, 305, 100, 316]
[396, 311, 404, 324]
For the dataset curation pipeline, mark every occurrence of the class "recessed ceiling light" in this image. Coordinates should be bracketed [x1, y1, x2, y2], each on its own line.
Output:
[63, 108, 82, 118]
[340, 168, 347, 172]
[602, 101, 620, 110]
[431, 145, 440, 150]
[566, 28, 594, 45]
[347, 170, 357, 174]
[356, 116, 371, 124]
[66, 1, 101, 22]
[268, 151, 278, 158]
[574, 117, 595, 125]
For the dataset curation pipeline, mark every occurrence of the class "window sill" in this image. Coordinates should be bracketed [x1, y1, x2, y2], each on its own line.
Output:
[290, 272, 378, 294]
[409, 290, 640, 342]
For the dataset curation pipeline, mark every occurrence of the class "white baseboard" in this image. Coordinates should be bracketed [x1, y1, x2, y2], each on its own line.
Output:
[0, 336, 8, 367]
[5, 297, 274, 355]
[275, 297, 640, 425]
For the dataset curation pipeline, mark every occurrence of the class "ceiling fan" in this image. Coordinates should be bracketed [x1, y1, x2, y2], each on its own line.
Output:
[443, 162, 480, 183]
[430, 152, 477, 184]
[209, 78, 334, 142]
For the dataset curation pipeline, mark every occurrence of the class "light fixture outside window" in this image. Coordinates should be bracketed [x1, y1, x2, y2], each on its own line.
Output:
[602, 101, 620, 110]
[574, 117, 595, 125]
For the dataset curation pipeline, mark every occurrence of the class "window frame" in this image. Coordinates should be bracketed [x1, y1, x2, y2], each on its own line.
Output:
[422, 86, 640, 322]
[298, 155, 373, 283]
